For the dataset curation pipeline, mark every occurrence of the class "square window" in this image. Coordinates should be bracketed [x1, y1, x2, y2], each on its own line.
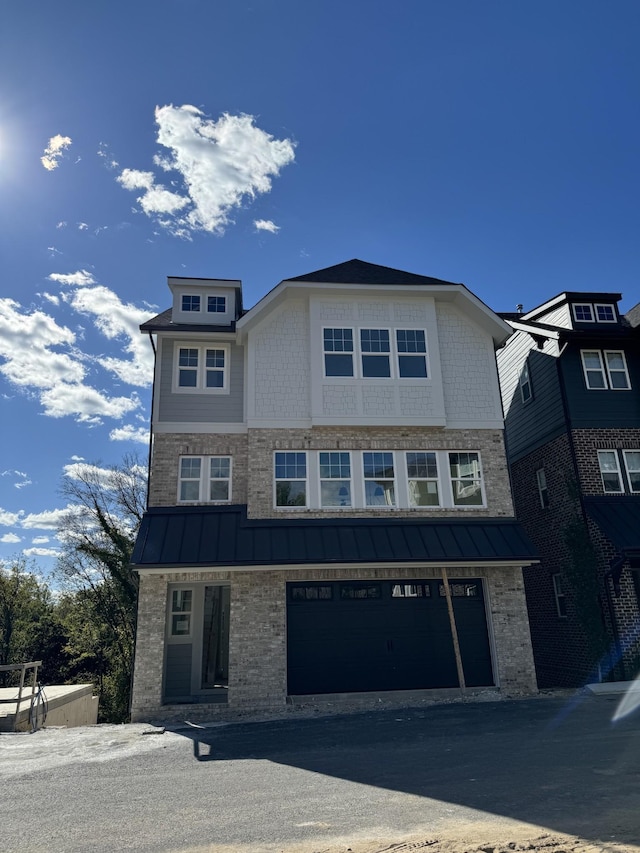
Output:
[207, 296, 226, 313]
[275, 452, 307, 507]
[595, 304, 615, 322]
[598, 450, 623, 493]
[175, 343, 229, 392]
[182, 295, 201, 312]
[573, 304, 594, 322]
[363, 451, 396, 506]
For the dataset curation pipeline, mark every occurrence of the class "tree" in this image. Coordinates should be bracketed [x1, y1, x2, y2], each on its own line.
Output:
[55, 453, 147, 721]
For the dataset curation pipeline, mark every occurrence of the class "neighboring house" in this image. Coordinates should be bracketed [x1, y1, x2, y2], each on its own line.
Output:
[496, 293, 640, 688]
[130, 259, 538, 722]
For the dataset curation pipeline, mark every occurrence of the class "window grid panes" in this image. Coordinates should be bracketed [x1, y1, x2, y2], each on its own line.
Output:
[361, 329, 391, 378]
[581, 351, 606, 389]
[406, 451, 439, 506]
[205, 349, 225, 388]
[319, 452, 352, 507]
[363, 451, 396, 506]
[596, 304, 615, 322]
[207, 296, 226, 313]
[604, 351, 630, 389]
[573, 304, 593, 322]
[449, 452, 483, 506]
[178, 348, 199, 387]
[598, 450, 623, 493]
[623, 451, 640, 493]
[396, 329, 427, 378]
[275, 452, 307, 507]
[170, 589, 192, 635]
[323, 328, 354, 377]
[179, 457, 202, 501]
[181, 295, 201, 312]
[209, 457, 231, 501]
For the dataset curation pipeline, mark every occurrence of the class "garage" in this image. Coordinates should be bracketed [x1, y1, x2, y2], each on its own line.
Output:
[287, 578, 494, 695]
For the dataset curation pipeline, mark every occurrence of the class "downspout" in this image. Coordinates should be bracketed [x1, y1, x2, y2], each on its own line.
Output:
[556, 341, 624, 680]
[145, 331, 157, 511]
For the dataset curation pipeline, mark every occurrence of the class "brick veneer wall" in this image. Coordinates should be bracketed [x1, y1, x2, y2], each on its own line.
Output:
[130, 562, 537, 723]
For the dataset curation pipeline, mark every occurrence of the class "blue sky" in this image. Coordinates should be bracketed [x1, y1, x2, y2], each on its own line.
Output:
[1, 1, 639, 575]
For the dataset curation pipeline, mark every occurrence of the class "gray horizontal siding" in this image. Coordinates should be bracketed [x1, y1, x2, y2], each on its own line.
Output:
[157, 337, 245, 423]
[164, 643, 192, 698]
[497, 332, 565, 462]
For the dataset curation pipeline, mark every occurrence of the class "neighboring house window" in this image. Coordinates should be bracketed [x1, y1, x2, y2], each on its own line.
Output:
[182, 294, 201, 312]
[406, 452, 439, 506]
[178, 456, 232, 502]
[319, 452, 352, 507]
[207, 296, 226, 313]
[595, 304, 615, 322]
[536, 468, 549, 508]
[170, 589, 192, 636]
[449, 452, 483, 506]
[174, 344, 229, 392]
[581, 350, 630, 390]
[572, 304, 594, 322]
[323, 328, 354, 377]
[275, 452, 307, 507]
[597, 450, 623, 493]
[363, 451, 396, 506]
[552, 574, 567, 618]
[360, 329, 391, 378]
[396, 330, 428, 378]
[622, 451, 640, 493]
[519, 362, 532, 403]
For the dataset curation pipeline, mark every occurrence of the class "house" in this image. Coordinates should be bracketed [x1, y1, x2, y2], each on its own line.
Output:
[129, 259, 538, 722]
[496, 293, 640, 688]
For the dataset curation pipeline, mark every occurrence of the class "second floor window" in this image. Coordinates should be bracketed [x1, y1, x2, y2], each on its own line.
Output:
[581, 350, 630, 390]
[322, 326, 428, 379]
[178, 456, 232, 502]
[519, 362, 532, 403]
[597, 450, 623, 493]
[275, 452, 307, 507]
[174, 344, 229, 392]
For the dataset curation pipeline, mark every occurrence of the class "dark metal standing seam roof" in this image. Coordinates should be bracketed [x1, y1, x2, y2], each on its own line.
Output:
[584, 497, 640, 556]
[131, 505, 538, 569]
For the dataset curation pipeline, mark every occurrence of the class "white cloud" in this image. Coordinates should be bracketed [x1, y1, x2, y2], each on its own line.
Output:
[23, 547, 60, 558]
[117, 105, 296, 238]
[32, 536, 49, 544]
[15, 478, 32, 489]
[20, 506, 77, 530]
[97, 142, 119, 170]
[77, 222, 89, 231]
[0, 533, 21, 544]
[48, 270, 96, 287]
[39, 383, 139, 420]
[40, 292, 60, 306]
[56, 221, 67, 229]
[254, 219, 280, 234]
[41, 134, 72, 171]
[48, 247, 63, 256]
[70, 455, 84, 461]
[0, 508, 22, 526]
[109, 424, 149, 444]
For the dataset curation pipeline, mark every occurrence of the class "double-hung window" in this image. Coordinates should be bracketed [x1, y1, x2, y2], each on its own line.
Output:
[519, 362, 532, 403]
[323, 328, 354, 377]
[179, 456, 232, 502]
[322, 327, 428, 379]
[597, 450, 623, 493]
[581, 350, 630, 390]
[623, 451, 640, 493]
[274, 452, 307, 507]
[360, 329, 391, 378]
[449, 452, 483, 506]
[536, 468, 549, 508]
[396, 330, 427, 378]
[363, 451, 396, 506]
[175, 343, 229, 392]
[319, 452, 352, 507]
[406, 451, 439, 506]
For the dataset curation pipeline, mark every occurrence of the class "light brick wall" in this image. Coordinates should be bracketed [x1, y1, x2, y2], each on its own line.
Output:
[131, 562, 537, 722]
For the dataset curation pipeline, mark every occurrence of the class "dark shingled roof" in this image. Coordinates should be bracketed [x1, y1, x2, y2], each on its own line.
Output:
[283, 259, 460, 288]
[131, 505, 538, 569]
[140, 308, 237, 334]
[584, 497, 640, 556]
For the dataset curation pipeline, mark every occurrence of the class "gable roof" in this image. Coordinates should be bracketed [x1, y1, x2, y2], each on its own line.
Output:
[283, 259, 459, 287]
[131, 505, 538, 570]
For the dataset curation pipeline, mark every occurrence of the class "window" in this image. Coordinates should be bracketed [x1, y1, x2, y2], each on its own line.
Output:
[581, 350, 631, 390]
[552, 574, 567, 618]
[623, 451, 640, 493]
[449, 452, 483, 506]
[392, 583, 431, 598]
[275, 452, 307, 507]
[319, 452, 352, 507]
[595, 304, 615, 323]
[174, 343, 229, 392]
[170, 589, 192, 636]
[519, 362, 532, 403]
[361, 329, 391, 378]
[396, 330, 427, 378]
[598, 450, 623, 493]
[406, 452, 439, 506]
[290, 585, 332, 601]
[340, 583, 381, 599]
[363, 451, 396, 506]
[536, 468, 549, 508]
[323, 328, 354, 377]
[179, 456, 232, 503]
[572, 304, 594, 322]
[181, 294, 201, 312]
[207, 296, 226, 313]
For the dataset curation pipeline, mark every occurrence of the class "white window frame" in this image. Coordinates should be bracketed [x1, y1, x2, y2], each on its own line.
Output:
[406, 451, 441, 507]
[597, 450, 624, 494]
[181, 294, 202, 313]
[572, 303, 594, 322]
[552, 574, 567, 618]
[595, 303, 616, 323]
[536, 468, 549, 508]
[519, 362, 532, 403]
[581, 350, 607, 389]
[173, 342, 230, 394]
[318, 451, 353, 507]
[622, 450, 640, 494]
[178, 456, 232, 503]
[604, 350, 631, 390]
[362, 451, 397, 507]
[321, 326, 429, 380]
[274, 451, 308, 508]
[207, 295, 227, 314]
[448, 452, 485, 507]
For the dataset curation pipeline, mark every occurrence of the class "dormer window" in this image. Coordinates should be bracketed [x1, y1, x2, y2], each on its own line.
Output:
[182, 294, 201, 312]
[572, 304, 594, 322]
[207, 296, 226, 313]
[595, 304, 615, 323]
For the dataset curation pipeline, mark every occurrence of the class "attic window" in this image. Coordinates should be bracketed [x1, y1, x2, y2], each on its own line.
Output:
[572, 304, 594, 322]
[595, 304, 615, 323]
[182, 295, 201, 312]
[208, 296, 226, 313]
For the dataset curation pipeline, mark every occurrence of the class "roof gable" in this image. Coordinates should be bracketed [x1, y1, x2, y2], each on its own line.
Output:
[284, 259, 459, 287]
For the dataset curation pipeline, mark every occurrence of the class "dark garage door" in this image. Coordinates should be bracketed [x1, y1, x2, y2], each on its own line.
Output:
[287, 578, 493, 695]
